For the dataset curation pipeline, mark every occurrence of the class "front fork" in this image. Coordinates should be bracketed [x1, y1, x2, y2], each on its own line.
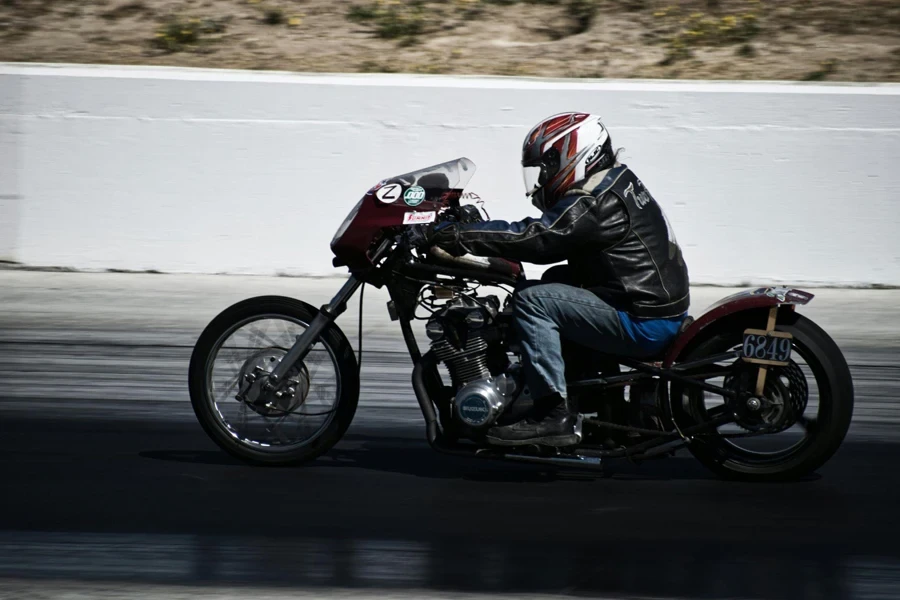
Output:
[270, 275, 362, 384]
[239, 275, 363, 405]
[266, 236, 398, 391]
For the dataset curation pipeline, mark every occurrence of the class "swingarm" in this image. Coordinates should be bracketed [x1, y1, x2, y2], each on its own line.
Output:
[567, 350, 742, 399]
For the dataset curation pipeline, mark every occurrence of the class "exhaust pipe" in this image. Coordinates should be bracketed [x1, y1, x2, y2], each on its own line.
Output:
[412, 353, 500, 460]
[411, 352, 442, 447]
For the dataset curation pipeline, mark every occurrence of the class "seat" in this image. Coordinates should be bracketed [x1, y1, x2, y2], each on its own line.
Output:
[640, 315, 695, 362]
[561, 314, 696, 366]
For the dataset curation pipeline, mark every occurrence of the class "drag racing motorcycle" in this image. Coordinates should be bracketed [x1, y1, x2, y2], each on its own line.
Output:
[189, 158, 854, 480]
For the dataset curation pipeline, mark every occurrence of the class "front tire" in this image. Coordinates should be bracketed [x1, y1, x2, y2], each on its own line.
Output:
[673, 311, 854, 481]
[188, 296, 359, 466]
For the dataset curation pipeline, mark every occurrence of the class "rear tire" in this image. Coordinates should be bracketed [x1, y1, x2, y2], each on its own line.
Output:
[673, 311, 853, 481]
[188, 296, 359, 466]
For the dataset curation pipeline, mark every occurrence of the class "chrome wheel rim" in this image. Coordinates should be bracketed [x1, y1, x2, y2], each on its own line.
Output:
[204, 314, 342, 452]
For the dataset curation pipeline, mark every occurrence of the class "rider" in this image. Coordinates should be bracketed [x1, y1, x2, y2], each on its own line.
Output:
[427, 112, 691, 447]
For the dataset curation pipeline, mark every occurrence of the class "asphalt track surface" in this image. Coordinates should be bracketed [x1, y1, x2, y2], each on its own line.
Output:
[2, 271, 900, 600]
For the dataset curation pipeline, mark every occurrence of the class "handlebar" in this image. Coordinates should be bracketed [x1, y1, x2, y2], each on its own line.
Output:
[375, 201, 523, 282]
[449, 203, 486, 225]
[404, 202, 486, 250]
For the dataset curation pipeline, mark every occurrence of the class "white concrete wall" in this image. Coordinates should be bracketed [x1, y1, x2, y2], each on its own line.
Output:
[0, 65, 22, 262]
[1, 63, 899, 285]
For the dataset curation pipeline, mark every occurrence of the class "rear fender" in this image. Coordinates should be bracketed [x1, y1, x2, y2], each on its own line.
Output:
[663, 287, 814, 367]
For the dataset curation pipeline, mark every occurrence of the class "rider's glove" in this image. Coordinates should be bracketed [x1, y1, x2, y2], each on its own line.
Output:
[429, 221, 466, 257]
[406, 223, 432, 249]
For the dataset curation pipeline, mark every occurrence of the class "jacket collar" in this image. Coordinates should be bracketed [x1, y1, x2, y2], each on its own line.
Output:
[562, 163, 626, 198]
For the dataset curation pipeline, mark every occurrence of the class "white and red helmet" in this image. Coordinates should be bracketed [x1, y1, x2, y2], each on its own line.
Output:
[521, 112, 614, 212]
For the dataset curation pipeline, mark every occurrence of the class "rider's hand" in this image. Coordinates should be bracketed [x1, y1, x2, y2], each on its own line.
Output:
[430, 221, 466, 256]
[407, 221, 464, 256]
[456, 204, 485, 224]
[406, 224, 432, 249]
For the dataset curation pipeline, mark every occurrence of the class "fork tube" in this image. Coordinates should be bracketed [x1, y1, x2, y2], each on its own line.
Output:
[269, 275, 362, 384]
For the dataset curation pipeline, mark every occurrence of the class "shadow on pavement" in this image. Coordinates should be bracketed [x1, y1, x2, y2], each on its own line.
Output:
[3, 417, 899, 599]
[138, 435, 732, 484]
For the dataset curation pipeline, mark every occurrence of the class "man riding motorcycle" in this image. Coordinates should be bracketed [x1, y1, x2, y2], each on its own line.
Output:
[425, 112, 691, 447]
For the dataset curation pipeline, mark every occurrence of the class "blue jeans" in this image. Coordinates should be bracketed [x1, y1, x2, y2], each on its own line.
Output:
[513, 283, 683, 400]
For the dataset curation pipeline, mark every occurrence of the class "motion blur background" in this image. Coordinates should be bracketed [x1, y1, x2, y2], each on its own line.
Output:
[1, 1, 900, 599]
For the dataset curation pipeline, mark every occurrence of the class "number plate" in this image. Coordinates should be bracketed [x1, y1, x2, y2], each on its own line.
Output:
[741, 329, 793, 366]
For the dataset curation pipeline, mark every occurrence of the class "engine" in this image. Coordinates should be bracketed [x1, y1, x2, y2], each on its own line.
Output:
[425, 293, 531, 431]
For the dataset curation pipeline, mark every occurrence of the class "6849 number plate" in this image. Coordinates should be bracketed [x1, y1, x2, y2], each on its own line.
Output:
[741, 329, 793, 366]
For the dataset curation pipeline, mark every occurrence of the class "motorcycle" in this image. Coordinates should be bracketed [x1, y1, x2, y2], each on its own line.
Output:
[188, 157, 854, 480]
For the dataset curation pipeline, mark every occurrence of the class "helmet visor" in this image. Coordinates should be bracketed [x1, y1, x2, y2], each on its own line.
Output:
[522, 165, 543, 197]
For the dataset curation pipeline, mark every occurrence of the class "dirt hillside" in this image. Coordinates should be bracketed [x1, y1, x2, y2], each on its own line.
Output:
[2, 0, 899, 81]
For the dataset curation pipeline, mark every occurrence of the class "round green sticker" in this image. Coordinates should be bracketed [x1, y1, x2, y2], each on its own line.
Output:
[404, 185, 426, 206]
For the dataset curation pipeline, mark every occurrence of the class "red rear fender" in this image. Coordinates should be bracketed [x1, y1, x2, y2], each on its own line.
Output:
[663, 287, 814, 366]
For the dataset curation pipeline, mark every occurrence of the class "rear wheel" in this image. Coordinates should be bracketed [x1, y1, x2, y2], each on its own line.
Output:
[672, 311, 853, 481]
[188, 296, 359, 466]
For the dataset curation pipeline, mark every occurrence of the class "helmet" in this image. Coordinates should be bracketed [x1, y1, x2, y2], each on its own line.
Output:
[521, 112, 614, 212]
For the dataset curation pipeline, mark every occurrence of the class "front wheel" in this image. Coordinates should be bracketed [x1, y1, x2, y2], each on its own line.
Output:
[672, 311, 854, 481]
[188, 296, 359, 466]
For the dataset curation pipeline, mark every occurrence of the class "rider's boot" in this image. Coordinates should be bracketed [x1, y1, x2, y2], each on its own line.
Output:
[485, 393, 579, 447]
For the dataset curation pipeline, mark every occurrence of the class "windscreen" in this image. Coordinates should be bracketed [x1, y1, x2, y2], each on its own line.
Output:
[384, 157, 477, 193]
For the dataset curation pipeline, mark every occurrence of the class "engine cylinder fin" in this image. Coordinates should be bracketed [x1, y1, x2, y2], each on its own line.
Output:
[431, 334, 491, 386]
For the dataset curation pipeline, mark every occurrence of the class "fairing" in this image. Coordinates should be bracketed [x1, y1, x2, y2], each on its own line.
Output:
[663, 287, 815, 366]
[331, 157, 476, 269]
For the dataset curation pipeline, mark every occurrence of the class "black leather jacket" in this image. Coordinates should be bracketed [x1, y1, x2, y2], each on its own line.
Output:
[452, 164, 690, 319]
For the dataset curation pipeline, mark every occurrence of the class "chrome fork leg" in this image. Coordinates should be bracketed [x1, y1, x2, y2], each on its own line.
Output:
[268, 276, 362, 385]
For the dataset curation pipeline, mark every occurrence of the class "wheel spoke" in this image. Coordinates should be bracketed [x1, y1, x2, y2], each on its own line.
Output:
[269, 415, 291, 445]
[248, 324, 283, 351]
[279, 320, 299, 349]
[303, 345, 330, 382]
[215, 372, 241, 402]
[239, 400, 248, 438]
[797, 415, 818, 435]
[218, 346, 253, 372]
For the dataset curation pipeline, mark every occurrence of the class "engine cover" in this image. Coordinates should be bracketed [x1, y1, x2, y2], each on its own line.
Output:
[454, 378, 507, 429]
